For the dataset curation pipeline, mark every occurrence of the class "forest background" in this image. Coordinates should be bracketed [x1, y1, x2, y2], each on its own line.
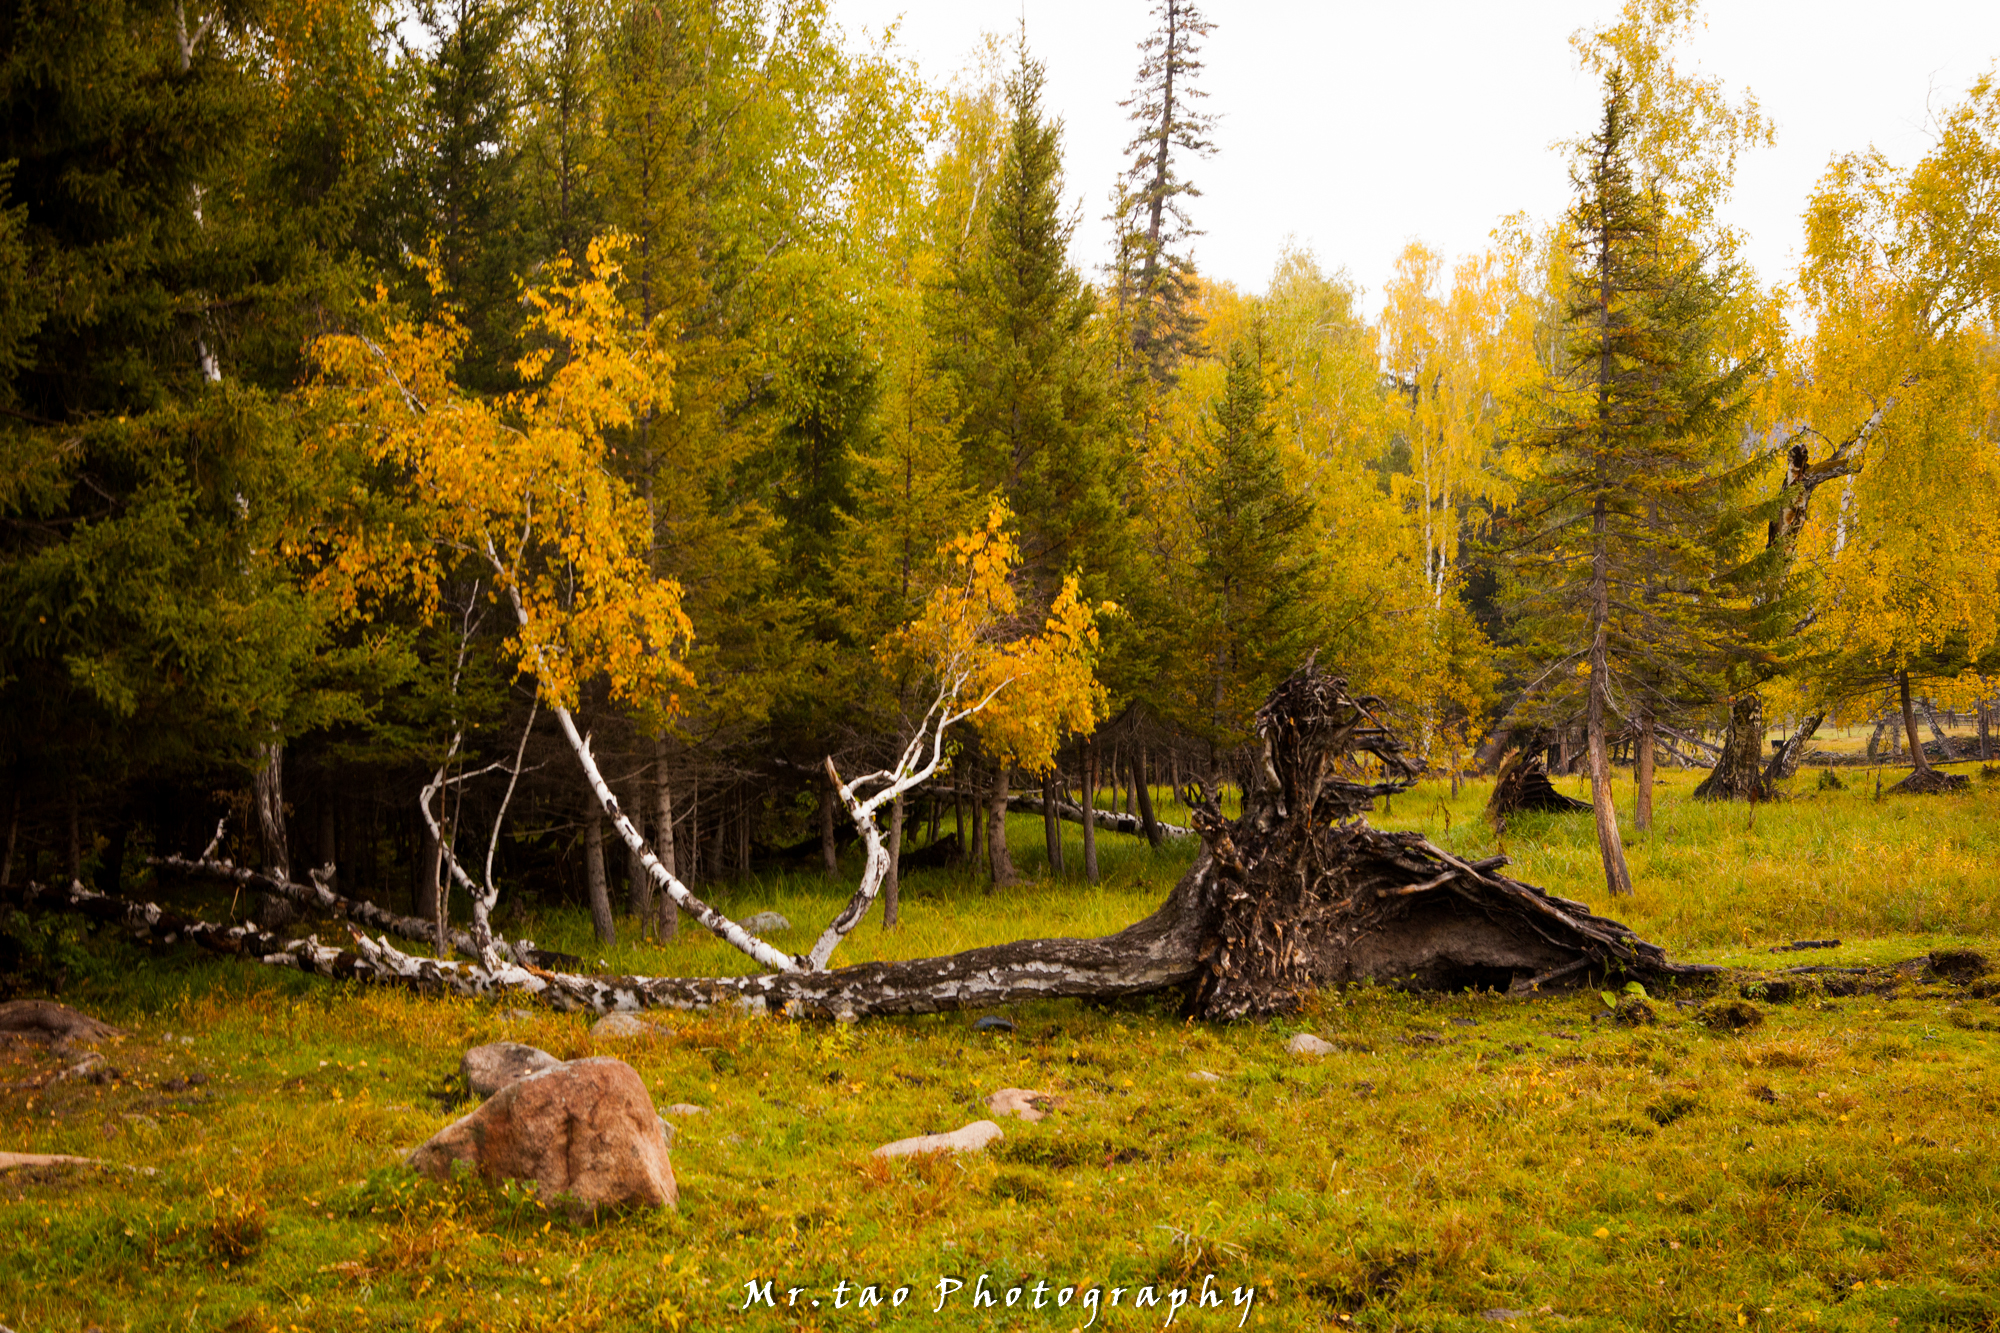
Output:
[3, 0, 2000, 941]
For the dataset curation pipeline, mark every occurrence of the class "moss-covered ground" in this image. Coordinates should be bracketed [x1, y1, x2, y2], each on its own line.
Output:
[3, 767, 1998, 1332]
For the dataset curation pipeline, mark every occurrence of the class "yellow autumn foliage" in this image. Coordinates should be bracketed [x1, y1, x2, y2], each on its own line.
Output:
[303, 236, 694, 721]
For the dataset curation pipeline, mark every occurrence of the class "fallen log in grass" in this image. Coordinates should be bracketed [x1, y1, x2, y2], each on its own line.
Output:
[5, 667, 1716, 1020]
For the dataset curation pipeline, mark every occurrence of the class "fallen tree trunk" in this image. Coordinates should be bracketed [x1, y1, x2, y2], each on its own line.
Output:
[10, 667, 1711, 1019]
[1762, 712, 1826, 786]
[1006, 793, 1192, 840]
[146, 854, 578, 970]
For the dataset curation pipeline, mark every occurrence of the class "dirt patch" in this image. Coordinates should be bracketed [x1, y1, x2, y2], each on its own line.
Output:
[1699, 1001, 1764, 1032]
[1927, 950, 1989, 984]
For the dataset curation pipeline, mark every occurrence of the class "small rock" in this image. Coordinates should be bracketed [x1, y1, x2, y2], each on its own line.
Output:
[872, 1119, 1004, 1159]
[663, 1103, 707, 1117]
[971, 1016, 1016, 1033]
[741, 910, 791, 933]
[0, 1151, 104, 1172]
[1287, 1033, 1335, 1057]
[1481, 1311, 1526, 1324]
[462, 1042, 562, 1098]
[407, 1058, 676, 1214]
[1188, 1070, 1223, 1083]
[501, 1008, 537, 1022]
[591, 1012, 658, 1039]
[985, 1088, 1061, 1122]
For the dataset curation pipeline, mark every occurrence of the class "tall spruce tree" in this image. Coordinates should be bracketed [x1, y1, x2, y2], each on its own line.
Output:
[390, 0, 527, 390]
[1179, 329, 1319, 770]
[929, 40, 1122, 605]
[1499, 70, 1757, 896]
[1114, 0, 1216, 383]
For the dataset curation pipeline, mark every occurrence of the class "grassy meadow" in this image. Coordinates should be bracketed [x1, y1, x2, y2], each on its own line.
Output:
[4, 765, 2000, 1332]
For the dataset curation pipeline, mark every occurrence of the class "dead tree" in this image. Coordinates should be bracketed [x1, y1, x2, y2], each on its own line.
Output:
[1486, 735, 1592, 821]
[10, 666, 1709, 1019]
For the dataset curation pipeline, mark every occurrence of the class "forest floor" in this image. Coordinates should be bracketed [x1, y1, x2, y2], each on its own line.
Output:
[2, 768, 1998, 1332]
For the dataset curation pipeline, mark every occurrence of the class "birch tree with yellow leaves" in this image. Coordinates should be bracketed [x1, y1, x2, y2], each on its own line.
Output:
[1774, 73, 2000, 792]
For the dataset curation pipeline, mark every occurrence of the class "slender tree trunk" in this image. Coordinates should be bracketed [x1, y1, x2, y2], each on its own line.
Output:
[819, 774, 838, 874]
[584, 805, 616, 946]
[253, 740, 289, 882]
[251, 738, 300, 929]
[627, 772, 652, 935]
[654, 743, 678, 940]
[65, 791, 81, 885]
[95, 820, 127, 895]
[1920, 698, 1953, 757]
[318, 790, 337, 873]
[988, 764, 1017, 888]
[968, 771, 985, 880]
[1042, 772, 1064, 877]
[415, 819, 441, 921]
[1587, 497, 1634, 897]
[2, 790, 17, 885]
[885, 792, 904, 928]
[737, 790, 751, 878]
[1900, 671, 1932, 775]
[1132, 747, 1164, 848]
[1081, 738, 1100, 885]
[1634, 710, 1655, 833]
[952, 782, 964, 858]
[430, 825, 448, 957]
[1981, 701, 1992, 763]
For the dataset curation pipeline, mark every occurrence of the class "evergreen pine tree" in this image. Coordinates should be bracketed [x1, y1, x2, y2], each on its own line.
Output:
[1499, 70, 1759, 896]
[1114, 0, 1216, 383]
[929, 39, 1124, 606]
[391, 0, 528, 391]
[1178, 329, 1319, 767]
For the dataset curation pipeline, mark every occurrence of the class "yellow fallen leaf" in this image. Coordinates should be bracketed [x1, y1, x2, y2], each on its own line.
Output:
[1594, 1227, 1611, 1238]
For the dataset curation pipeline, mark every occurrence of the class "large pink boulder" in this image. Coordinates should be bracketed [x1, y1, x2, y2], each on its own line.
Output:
[407, 1057, 676, 1213]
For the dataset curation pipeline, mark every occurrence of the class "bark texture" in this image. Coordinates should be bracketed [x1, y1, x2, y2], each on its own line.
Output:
[1487, 740, 1592, 819]
[1694, 695, 1769, 801]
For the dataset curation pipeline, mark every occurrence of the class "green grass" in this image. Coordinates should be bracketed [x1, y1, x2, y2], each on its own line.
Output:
[4, 771, 1999, 1332]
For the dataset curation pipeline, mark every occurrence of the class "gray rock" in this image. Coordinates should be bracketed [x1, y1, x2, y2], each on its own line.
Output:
[985, 1088, 1061, 1122]
[971, 1015, 1016, 1033]
[741, 910, 791, 933]
[872, 1119, 1004, 1159]
[1188, 1070, 1224, 1083]
[591, 1012, 658, 1039]
[462, 1042, 562, 1099]
[1286, 1033, 1336, 1057]
[664, 1103, 707, 1117]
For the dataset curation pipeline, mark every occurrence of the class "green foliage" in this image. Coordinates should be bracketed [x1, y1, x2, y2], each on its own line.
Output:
[927, 41, 1125, 609]
[1498, 69, 1763, 727]
[1168, 329, 1321, 754]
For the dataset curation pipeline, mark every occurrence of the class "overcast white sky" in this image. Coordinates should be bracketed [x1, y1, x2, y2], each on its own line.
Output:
[830, 1, 2000, 308]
